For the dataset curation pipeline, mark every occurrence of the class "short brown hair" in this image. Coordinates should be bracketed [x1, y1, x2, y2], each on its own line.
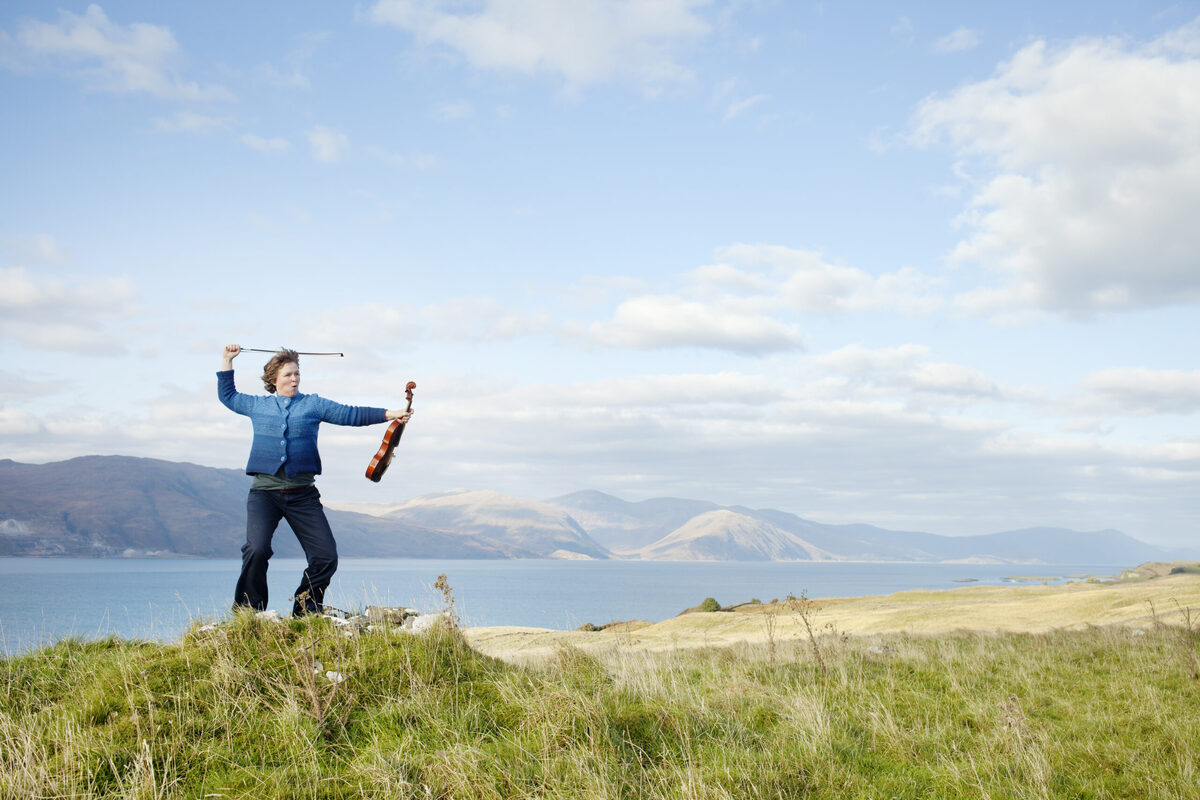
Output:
[261, 349, 299, 394]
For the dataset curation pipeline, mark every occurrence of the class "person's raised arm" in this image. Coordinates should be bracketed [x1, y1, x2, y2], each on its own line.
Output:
[221, 344, 241, 371]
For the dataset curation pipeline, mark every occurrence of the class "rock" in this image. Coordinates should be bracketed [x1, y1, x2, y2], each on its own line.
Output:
[256, 610, 283, 622]
[866, 645, 896, 656]
[406, 611, 450, 634]
[325, 671, 345, 684]
[367, 605, 418, 624]
[197, 624, 220, 632]
[319, 605, 419, 634]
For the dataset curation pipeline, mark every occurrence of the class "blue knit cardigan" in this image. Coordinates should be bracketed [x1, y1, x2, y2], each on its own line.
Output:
[217, 370, 387, 477]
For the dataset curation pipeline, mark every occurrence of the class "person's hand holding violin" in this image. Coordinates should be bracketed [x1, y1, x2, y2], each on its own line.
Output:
[385, 408, 413, 423]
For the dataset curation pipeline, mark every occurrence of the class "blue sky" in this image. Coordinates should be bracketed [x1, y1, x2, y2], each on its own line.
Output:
[2, 1, 1198, 546]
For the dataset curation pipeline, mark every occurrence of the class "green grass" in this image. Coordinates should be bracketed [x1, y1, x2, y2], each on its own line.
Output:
[1, 612, 1198, 799]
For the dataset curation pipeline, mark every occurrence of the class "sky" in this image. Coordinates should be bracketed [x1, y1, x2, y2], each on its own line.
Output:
[1, 1, 1198, 547]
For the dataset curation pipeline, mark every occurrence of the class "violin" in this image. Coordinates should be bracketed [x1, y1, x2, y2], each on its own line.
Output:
[366, 381, 416, 483]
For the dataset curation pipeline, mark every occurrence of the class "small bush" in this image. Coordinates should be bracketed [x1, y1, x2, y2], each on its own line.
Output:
[700, 597, 721, 613]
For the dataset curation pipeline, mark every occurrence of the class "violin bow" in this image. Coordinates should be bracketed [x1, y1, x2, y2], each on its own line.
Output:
[366, 381, 416, 483]
[240, 347, 344, 356]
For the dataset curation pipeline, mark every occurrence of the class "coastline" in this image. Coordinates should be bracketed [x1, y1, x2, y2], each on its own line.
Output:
[463, 566, 1200, 663]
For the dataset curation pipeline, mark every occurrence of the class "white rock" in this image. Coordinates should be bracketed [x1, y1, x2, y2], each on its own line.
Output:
[197, 624, 220, 632]
[325, 671, 345, 684]
[256, 610, 283, 622]
[409, 612, 450, 634]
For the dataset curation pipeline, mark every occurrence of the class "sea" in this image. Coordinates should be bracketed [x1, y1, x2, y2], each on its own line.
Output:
[0, 557, 1124, 656]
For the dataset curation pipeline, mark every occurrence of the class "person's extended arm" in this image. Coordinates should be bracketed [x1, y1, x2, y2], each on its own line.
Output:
[217, 344, 253, 415]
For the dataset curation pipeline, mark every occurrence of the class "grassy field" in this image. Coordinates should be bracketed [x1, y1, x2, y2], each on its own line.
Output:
[1, 571, 1198, 798]
[465, 566, 1200, 663]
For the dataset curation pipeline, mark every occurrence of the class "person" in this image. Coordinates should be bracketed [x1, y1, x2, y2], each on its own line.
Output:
[217, 344, 412, 616]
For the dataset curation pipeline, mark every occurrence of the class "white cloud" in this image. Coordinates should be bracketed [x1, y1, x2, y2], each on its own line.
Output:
[0, 371, 67, 402]
[6, 350, 1195, 544]
[710, 77, 768, 121]
[890, 16, 916, 46]
[346, 364, 1196, 543]
[934, 27, 979, 54]
[723, 92, 768, 120]
[304, 297, 548, 349]
[553, 372, 779, 408]
[368, 0, 710, 91]
[707, 244, 944, 315]
[588, 294, 805, 354]
[0, 266, 134, 354]
[153, 111, 229, 133]
[913, 19, 1200, 316]
[366, 146, 443, 169]
[0, 233, 71, 266]
[241, 133, 291, 154]
[1082, 367, 1200, 415]
[308, 125, 350, 163]
[582, 244, 942, 355]
[5, 4, 232, 102]
[409, 152, 442, 169]
[255, 31, 331, 90]
[0, 407, 42, 436]
[421, 296, 550, 340]
[434, 100, 474, 120]
[817, 345, 1003, 402]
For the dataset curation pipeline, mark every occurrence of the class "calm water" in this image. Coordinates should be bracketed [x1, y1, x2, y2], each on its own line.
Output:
[0, 558, 1122, 655]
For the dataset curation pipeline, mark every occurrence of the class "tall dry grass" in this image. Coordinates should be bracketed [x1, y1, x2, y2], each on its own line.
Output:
[1, 606, 1198, 798]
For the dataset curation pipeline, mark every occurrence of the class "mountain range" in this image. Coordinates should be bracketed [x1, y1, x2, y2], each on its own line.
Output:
[0, 456, 1188, 564]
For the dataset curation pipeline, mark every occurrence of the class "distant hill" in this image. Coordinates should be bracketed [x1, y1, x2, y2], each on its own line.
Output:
[545, 493, 1183, 565]
[636, 510, 835, 561]
[381, 490, 610, 560]
[0, 457, 1185, 564]
[0, 457, 506, 559]
[545, 490, 721, 552]
[724, 506, 1170, 565]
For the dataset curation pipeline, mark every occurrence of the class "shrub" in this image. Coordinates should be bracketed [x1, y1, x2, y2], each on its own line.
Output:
[700, 597, 721, 613]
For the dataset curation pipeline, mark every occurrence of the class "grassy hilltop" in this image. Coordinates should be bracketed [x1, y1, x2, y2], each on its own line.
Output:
[1, 568, 1199, 799]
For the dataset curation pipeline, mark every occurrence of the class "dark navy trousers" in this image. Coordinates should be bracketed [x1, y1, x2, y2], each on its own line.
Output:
[234, 485, 338, 616]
